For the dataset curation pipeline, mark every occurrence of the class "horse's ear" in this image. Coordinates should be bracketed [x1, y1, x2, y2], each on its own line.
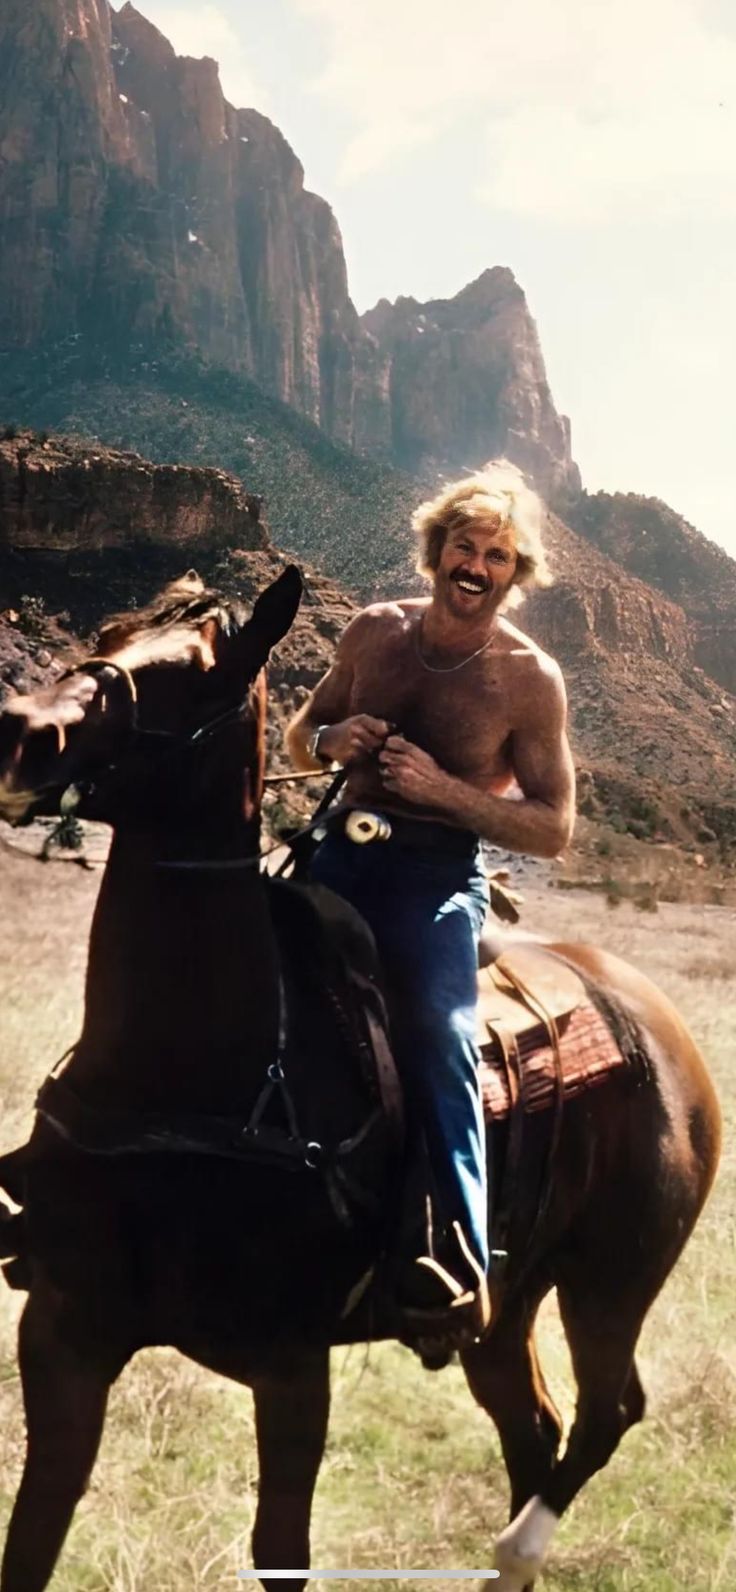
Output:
[167, 570, 205, 596]
[247, 565, 303, 659]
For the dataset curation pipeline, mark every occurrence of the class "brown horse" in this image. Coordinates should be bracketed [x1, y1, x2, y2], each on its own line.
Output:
[0, 568, 721, 1592]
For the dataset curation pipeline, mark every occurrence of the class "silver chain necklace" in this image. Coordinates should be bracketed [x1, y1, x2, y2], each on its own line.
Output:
[414, 618, 496, 673]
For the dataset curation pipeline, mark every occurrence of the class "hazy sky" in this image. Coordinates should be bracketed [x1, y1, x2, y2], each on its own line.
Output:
[139, 0, 735, 557]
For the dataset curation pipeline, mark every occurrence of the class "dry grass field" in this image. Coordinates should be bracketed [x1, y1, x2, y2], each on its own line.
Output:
[0, 835, 734, 1592]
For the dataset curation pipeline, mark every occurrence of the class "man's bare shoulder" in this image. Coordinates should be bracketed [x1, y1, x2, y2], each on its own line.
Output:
[496, 616, 567, 709]
[497, 617, 562, 676]
[340, 597, 426, 647]
[358, 597, 427, 621]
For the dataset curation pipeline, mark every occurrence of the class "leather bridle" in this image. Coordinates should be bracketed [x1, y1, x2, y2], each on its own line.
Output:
[7, 655, 343, 872]
[41, 654, 263, 818]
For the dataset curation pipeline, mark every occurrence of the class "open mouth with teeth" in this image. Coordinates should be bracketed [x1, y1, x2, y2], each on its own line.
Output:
[451, 574, 489, 595]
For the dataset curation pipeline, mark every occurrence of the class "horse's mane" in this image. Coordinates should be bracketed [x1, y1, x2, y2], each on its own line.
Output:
[97, 574, 247, 661]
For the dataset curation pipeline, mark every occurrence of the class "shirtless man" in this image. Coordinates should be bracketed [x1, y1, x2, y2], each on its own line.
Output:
[286, 461, 575, 1342]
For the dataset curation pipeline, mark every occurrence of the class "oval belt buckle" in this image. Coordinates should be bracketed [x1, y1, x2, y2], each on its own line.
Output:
[344, 810, 392, 845]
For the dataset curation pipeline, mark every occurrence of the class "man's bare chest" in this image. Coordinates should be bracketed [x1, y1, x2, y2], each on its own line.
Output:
[349, 635, 513, 777]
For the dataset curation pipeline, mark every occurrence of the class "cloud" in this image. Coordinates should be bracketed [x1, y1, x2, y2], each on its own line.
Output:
[482, 98, 736, 223]
[339, 117, 437, 182]
[292, 0, 736, 216]
[138, 3, 269, 112]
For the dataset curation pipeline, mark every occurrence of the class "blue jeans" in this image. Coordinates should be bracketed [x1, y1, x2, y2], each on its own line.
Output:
[310, 829, 490, 1273]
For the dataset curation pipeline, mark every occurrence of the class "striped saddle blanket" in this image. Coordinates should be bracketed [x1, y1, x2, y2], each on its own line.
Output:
[476, 946, 631, 1122]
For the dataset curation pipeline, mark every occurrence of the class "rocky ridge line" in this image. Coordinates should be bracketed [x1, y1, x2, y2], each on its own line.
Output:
[0, 0, 579, 500]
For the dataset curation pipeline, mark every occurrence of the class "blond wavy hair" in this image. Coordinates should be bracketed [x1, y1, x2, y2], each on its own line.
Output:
[412, 460, 552, 608]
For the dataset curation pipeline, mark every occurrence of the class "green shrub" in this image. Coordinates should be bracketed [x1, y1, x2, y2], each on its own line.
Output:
[633, 882, 659, 912]
[604, 876, 624, 909]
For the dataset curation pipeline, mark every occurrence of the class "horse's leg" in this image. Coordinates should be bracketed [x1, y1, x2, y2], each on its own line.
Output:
[251, 1348, 330, 1592]
[545, 1281, 646, 1513]
[492, 1282, 646, 1591]
[461, 1286, 564, 1592]
[1, 1288, 127, 1592]
[463, 1289, 563, 1518]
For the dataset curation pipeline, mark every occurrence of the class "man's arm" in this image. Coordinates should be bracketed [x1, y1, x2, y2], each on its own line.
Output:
[379, 659, 575, 859]
[285, 611, 391, 771]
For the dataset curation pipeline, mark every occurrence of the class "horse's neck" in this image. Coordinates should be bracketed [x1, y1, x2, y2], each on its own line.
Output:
[71, 825, 281, 1112]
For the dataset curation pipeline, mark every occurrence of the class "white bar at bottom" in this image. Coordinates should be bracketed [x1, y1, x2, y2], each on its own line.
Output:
[238, 1573, 499, 1581]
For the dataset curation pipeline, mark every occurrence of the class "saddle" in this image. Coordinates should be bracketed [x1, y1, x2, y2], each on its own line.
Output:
[477, 942, 582, 1042]
[475, 942, 637, 1122]
[266, 892, 631, 1150]
[0, 893, 644, 1333]
[268, 889, 629, 1137]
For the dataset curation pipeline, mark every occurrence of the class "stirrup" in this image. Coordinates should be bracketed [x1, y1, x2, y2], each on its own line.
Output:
[398, 1222, 492, 1352]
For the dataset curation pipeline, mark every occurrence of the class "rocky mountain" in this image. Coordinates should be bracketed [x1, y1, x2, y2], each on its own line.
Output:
[566, 491, 736, 696]
[1, 429, 735, 859]
[362, 271, 579, 501]
[0, 345, 424, 594]
[0, 0, 578, 499]
[521, 514, 736, 851]
[0, 0, 368, 443]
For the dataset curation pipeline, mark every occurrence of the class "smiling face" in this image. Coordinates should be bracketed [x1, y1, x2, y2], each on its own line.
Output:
[434, 515, 518, 621]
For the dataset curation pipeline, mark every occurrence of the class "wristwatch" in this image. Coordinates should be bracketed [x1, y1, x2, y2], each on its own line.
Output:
[308, 724, 333, 765]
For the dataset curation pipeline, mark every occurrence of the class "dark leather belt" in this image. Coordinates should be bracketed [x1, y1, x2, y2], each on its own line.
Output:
[329, 808, 479, 858]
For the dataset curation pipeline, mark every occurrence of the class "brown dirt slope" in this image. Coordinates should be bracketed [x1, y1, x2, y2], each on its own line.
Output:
[567, 490, 736, 694]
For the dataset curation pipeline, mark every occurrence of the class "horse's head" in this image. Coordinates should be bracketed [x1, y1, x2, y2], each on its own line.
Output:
[0, 565, 302, 844]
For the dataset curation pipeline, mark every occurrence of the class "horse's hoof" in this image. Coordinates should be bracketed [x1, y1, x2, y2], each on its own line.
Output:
[492, 1496, 557, 1590]
[480, 1578, 535, 1592]
[492, 1544, 541, 1590]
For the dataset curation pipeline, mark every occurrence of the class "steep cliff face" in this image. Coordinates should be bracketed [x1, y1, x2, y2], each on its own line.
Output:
[360, 270, 580, 502]
[0, 1, 375, 443]
[0, 428, 266, 557]
[0, 0, 120, 346]
[0, 1, 575, 495]
[566, 491, 736, 694]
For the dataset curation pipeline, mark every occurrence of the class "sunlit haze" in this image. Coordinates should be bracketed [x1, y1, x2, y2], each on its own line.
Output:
[139, 0, 736, 556]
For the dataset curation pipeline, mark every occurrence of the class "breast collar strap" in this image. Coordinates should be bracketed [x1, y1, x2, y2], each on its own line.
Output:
[33, 955, 384, 1230]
